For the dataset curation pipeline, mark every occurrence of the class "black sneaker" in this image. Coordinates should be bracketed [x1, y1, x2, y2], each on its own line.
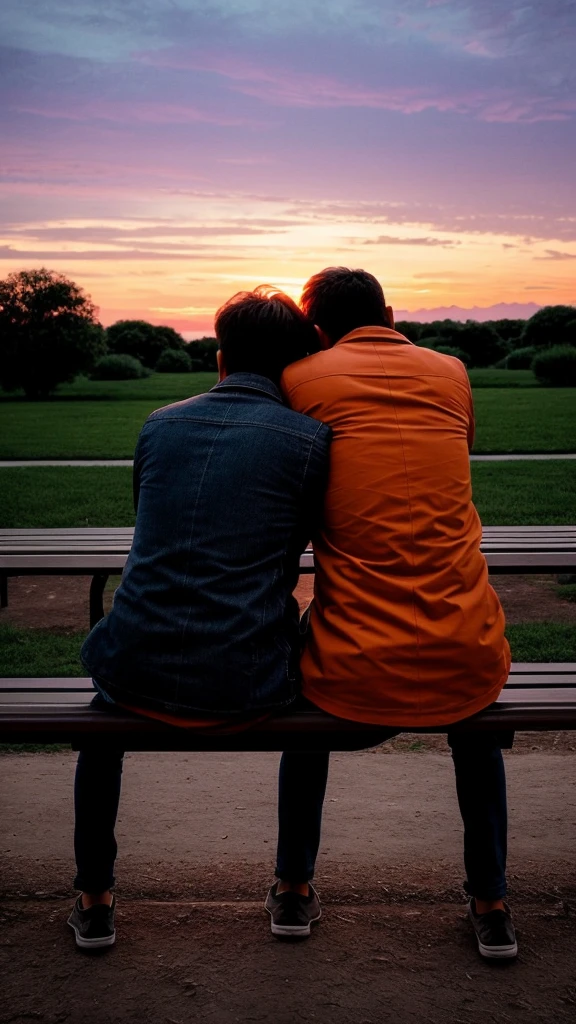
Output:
[67, 895, 116, 950]
[265, 882, 321, 938]
[468, 898, 518, 959]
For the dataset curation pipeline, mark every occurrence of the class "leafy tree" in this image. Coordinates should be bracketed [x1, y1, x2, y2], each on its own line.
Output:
[434, 345, 470, 366]
[185, 337, 218, 371]
[155, 348, 192, 372]
[107, 319, 185, 368]
[454, 321, 509, 368]
[419, 320, 462, 345]
[502, 346, 537, 369]
[91, 354, 149, 380]
[0, 267, 105, 398]
[521, 306, 576, 349]
[488, 319, 526, 346]
[531, 346, 576, 386]
[394, 320, 422, 342]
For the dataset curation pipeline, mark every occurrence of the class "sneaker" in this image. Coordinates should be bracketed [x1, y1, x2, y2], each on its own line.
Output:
[67, 895, 116, 950]
[468, 898, 518, 959]
[265, 882, 321, 938]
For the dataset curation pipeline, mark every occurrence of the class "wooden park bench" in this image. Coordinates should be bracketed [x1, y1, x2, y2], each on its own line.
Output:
[1, 526, 576, 627]
[1, 526, 575, 750]
[1, 665, 576, 750]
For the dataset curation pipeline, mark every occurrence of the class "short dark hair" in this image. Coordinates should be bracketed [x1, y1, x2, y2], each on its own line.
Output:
[300, 267, 390, 342]
[215, 285, 319, 384]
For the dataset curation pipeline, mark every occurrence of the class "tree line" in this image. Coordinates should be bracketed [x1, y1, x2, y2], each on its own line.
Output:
[0, 268, 575, 398]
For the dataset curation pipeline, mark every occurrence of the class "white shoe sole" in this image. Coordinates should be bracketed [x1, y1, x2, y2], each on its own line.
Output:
[269, 913, 321, 938]
[477, 939, 518, 959]
[68, 919, 116, 949]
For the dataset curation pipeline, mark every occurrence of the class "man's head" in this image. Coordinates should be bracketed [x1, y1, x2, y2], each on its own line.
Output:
[300, 267, 394, 345]
[215, 285, 319, 384]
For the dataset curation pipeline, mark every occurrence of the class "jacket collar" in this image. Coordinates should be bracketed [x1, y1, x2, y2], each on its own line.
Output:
[210, 372, 283, 403]
[335, 326, 413, 347]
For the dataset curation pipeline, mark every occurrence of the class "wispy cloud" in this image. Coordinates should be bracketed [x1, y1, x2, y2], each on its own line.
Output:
[363, 234, 460, 247]
[534, 249, 576, 261]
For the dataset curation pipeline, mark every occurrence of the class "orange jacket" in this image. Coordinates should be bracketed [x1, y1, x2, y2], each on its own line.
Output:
[282, 327, 510, 727]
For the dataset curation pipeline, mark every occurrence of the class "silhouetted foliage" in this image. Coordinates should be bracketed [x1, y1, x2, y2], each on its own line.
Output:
[394, 320, 422, 342]
[107, 320, 185, 368]
[0, 267, 105, 398]
[453, 321, 509, 368]
[185, 336, 218, 371]
[531, 345, 576, 386]
[502, 346, 537, 369]
[433, 345, 470, 366]
[489, 319, 526, 346]
[91, 354, 150, 380]
[522, 306, 576, 349]
[155, 348, 192, 373]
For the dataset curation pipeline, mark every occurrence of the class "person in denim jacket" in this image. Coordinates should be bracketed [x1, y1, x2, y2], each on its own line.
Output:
[68, 287, 331, 950]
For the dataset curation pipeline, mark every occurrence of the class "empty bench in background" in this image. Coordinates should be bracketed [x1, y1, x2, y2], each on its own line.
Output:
[1, 526, 576, 627]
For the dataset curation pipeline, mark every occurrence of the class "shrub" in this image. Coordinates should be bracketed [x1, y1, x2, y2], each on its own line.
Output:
[185, 337, 218, 371]
[107, 320, 186, 368]
[155, 348, 192, 373]
[503, 346, 537, 369]
[455, 321, 509, 368]
[531, 345, 576, 386]
[394, 320, 422, 342]
[521, 305, 576, 349]
[433, 345, 470, 365]
[91, 354, 149, 380]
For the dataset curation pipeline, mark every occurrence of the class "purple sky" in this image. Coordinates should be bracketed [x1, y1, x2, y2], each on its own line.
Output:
[1, 1, 575, 330]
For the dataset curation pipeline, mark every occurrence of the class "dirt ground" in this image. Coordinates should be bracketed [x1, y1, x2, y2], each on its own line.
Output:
[3, 571, 576, 633]
[2, 899, 576, 1024]
[2, 749, 576, 1023]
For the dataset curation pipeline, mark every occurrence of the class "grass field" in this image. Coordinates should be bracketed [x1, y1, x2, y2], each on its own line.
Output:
[2, 621, 574, 679]
[2, 460, 575, 528]
[1, 377, 574, 457]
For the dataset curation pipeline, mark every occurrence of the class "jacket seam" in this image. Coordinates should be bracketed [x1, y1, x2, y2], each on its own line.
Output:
[146, 415, 321, 442]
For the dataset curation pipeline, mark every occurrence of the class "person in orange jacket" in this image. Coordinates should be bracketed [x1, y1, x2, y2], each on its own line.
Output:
[264, 268, 517, 960]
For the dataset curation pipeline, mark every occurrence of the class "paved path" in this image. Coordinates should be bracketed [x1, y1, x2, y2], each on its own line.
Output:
[1, 454, 575, 466]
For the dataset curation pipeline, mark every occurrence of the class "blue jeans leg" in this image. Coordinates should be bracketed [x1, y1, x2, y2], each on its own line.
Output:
[447, 730, 508, 902]
[73, 746, 125, 893]
[275, 751, 330, 883]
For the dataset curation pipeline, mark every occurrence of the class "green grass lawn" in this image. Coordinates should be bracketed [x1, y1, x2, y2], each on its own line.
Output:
[2, 460, 575, 528]
[467, 369, 538, 388]
[472, 389, 575, 453]
[1, 621, 573, 680]
[1, 374, 573, 457]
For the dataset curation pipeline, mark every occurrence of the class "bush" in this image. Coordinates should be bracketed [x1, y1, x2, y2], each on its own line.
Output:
[0, 268, 106, 398]
[531, 345, 576, 386]
[155, 348, 192, 373]
[503, 346, 537, 369]
[91, 354, 149, 380]
[455, 321, 509, 368]
[185, 337, 218, 371]
[395, 320, 422, 342]
[433, 345, 470, 366]
[521, 305, 576, 349]
[107, 320, 185, 368]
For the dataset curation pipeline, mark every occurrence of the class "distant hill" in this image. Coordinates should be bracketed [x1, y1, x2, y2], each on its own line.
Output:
[394, 302, 542, 323]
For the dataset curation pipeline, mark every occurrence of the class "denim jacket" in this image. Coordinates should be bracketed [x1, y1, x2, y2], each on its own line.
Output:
[81, 373, 331, 715]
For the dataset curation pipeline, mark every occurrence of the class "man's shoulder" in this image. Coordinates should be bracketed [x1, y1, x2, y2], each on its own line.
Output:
[282, 350, 336, 392]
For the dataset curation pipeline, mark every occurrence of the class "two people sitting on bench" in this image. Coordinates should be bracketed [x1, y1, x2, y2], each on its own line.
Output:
[69, 269, 517, 961]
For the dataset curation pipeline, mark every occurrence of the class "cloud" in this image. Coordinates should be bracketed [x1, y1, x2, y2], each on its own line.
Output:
[534, 249, 576, 261]
[363, 234, 459, 247]
[0, 245, 246, 260]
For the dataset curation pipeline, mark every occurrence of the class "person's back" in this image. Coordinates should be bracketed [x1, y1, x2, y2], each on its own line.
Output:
[282, 273, 509, 726]
[82, 376, 329, 713]
[267, 269, 516, 961]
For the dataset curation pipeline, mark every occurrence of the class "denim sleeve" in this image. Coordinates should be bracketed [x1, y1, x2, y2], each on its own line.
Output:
[301, 423, 332, 542]
[132, 426, 148, 514]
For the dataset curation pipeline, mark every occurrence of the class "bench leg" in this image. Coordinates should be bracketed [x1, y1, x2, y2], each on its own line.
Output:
[0, 574, 7, 609]
[89, 572, 109, 628]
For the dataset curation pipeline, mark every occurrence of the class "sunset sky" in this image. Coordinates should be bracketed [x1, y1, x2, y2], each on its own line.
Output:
[1, 1, 575, 333]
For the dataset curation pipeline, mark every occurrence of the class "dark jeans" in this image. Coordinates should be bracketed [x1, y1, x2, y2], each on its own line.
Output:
[275, 731, 510, 902]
